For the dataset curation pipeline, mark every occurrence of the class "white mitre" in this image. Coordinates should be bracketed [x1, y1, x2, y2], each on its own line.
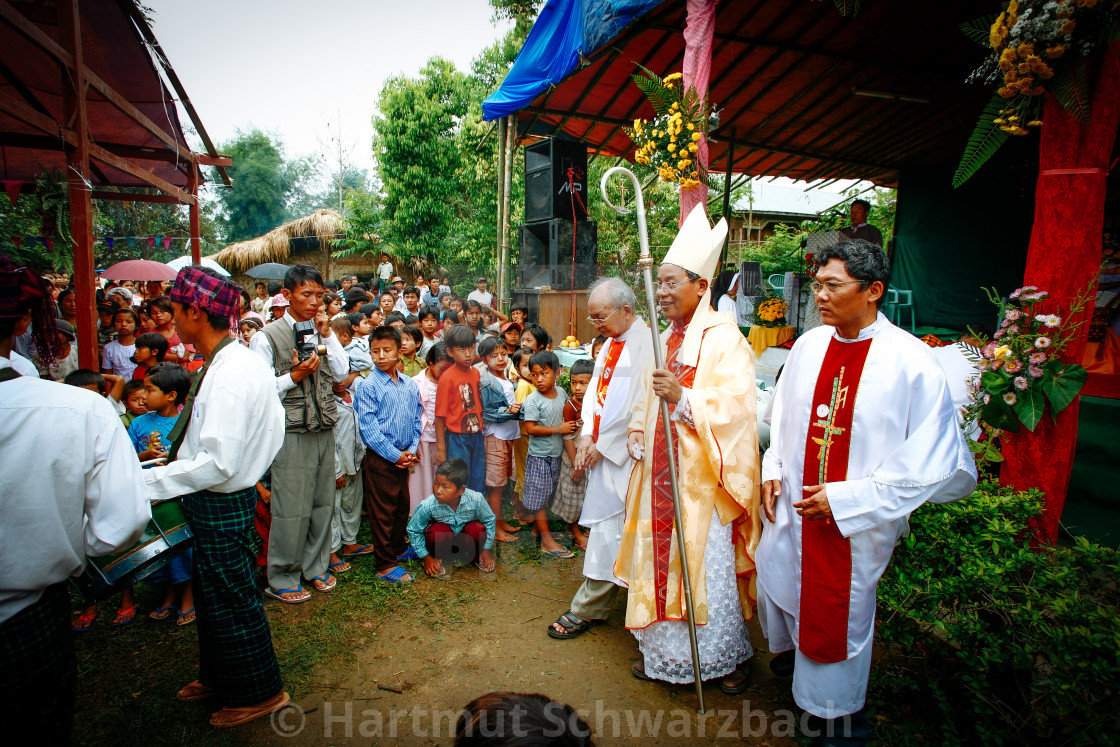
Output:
[661, 204, 728, 281]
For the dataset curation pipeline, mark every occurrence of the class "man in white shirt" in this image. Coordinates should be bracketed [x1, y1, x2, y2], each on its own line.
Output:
[146, 265, 290, 728]
[758, 240, 976, 745]
[0, 255, 150, 743]
[250, 264, 350, 602]
[467, 276, 494, 308]
[376, 254, 394, 292]
[547, 277, 653, 641]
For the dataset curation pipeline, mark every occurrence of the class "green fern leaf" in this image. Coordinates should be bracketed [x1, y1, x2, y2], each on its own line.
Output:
[960, 14, 999, 47]
[953, 93, 1010, 189]
[1053, 60, 1090, 124]
[832, 0, 860, 16]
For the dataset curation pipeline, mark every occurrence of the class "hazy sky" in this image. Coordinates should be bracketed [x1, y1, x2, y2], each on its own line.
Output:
[145, 0, 512, 187]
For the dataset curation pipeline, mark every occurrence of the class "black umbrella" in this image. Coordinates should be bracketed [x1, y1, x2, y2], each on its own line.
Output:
[245, 263, 292, 280]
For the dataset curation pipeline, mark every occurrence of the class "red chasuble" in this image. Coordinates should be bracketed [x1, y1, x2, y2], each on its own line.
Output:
[799, 337, 873, 663]
[650, 325, 696, 622]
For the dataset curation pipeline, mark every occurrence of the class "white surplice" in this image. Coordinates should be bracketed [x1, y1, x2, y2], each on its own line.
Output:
[757, 312, 977, 717]
[577, 317, 654, 583]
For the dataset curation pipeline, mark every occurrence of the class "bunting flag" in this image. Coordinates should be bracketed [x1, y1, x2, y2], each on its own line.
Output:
[105, 237, 114, 249]
[147, 237, 156, 248]
[162, 237, 172, 250]
[127, 237, 135, 250]
[10, 237, 20, 250]
[2, 180, 22, 207]
[44, 237, 53, 252]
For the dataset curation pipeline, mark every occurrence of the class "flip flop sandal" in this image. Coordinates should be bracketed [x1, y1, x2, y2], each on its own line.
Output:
[631, 663, 657, 682]
[328, 560, 351, 574]
[307, 573, 336, 593]
[547, 611, 603, 640]
[376, 566, 414, 584]
[176, 607, 196, 626]
[71, 611, 97, 632]
[342, 544, 375, 557]
[111, 605, 138, 627]
[147, 605, 175, 622]
[209, 691, 291, 728]
[396, 547, 421, 562]
[543, 548, 575, 559]
[177, 680, 219, 702]
[474, 560, 496, 574]
[263, 585, 311, 604]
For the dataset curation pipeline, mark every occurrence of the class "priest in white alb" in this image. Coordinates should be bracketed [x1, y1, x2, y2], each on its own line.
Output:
[547, 277, 653, 640]
[616, 205, 762, 695]
[757, 239, 977, 745]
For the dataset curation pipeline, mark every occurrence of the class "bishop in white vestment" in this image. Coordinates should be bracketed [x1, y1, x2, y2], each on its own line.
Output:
[757, 240, 976, 744]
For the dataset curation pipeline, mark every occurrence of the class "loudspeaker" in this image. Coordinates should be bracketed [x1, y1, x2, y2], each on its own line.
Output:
[525, 139, 588, 223]
[518, 219, 597, 290]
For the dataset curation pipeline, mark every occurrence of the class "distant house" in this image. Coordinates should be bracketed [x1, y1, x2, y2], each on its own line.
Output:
[727, 183, 847, 246]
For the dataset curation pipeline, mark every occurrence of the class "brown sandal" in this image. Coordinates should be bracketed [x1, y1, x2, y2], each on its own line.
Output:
[177, 680, 219, 702]
[209, 691, 291, 728]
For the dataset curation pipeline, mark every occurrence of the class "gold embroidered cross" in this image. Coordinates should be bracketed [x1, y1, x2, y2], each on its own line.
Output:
[810, 366, 850, 484]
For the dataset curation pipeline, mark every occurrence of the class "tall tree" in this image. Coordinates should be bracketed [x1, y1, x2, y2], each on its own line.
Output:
[373, 57, 472, 267]
[214, 128, 299, 242]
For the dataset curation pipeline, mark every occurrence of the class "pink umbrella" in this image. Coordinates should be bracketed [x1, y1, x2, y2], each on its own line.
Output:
[99, 259, 179, 282]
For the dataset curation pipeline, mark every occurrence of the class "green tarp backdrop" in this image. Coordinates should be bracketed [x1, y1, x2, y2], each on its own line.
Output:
[892, 148, 1035, 331]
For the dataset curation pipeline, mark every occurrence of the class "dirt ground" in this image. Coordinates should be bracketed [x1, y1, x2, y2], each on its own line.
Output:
[233, 550, 803, 746]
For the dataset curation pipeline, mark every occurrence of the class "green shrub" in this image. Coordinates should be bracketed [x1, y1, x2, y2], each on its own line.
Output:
[874, 482, 1120, 745]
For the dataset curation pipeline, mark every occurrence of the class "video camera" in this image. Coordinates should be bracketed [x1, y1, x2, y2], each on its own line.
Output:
[293, 319, 328, 362]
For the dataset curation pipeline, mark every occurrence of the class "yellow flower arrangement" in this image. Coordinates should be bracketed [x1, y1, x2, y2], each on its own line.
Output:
[626, 65, 713, 190]
[753, 298, 788, 328]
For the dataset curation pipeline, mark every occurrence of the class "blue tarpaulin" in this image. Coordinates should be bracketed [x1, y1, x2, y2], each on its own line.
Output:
[482, 0, 662, 121]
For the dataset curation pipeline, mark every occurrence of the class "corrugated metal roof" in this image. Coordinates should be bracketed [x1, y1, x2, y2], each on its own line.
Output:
[732, 183, 847, 217]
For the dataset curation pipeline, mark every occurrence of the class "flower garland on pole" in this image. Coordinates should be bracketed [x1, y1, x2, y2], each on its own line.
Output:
[626, 66, 714, 191]
[953, 0, 1119, 188]
[963, 285, 1090, 469]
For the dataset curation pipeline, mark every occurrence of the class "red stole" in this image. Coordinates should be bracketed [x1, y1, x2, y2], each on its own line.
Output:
[650, 325, 697, 622]
[592, 338, 626, 442]
[799, 336, 873, 663]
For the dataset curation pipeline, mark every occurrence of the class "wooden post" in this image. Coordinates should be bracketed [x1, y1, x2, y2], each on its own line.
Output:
[188, 157, 201, 263]
[496, 116, 507, 307]
[58, 0, 96, 370]
[718, 140, 734, 269]
[500, 117, 514, 306]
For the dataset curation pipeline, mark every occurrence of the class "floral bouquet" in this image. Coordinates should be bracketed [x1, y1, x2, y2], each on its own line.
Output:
[753, 297, 788, 328]
[627, 66, 712, 190]
[967, 285, 1089, 438]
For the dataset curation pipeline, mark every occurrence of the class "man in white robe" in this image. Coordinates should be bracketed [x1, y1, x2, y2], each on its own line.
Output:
[547, 277, 653, 639]
[758, 239, 977, 745]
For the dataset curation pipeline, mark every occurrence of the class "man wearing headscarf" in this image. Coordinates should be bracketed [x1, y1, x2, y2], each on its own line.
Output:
[0, 255, 150, 743]
[616, 206, 762, 694]
[144, 266, 289, 728]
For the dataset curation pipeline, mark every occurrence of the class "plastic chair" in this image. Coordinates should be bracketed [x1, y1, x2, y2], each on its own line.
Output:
[767, 274, 785, 293]
[889, 287, 915, 332]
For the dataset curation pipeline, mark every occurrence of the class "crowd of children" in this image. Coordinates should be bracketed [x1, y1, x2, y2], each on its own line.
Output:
[38, 266, 608, 629]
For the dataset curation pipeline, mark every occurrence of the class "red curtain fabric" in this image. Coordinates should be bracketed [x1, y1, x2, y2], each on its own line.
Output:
[679, 0, 716, 224]
[1000, 41, 1120, 543]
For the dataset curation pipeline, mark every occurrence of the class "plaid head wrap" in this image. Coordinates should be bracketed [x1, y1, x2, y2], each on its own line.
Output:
[0, 255, 63, 364]
[170, 266, 242, 323]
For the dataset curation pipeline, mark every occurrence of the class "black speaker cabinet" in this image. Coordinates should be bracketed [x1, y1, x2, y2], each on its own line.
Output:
[525, 138, 588, 223]
[518, 219, 598, 290]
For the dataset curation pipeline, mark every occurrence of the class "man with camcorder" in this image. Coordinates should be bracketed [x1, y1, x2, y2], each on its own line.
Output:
[250, 264, 350, 603]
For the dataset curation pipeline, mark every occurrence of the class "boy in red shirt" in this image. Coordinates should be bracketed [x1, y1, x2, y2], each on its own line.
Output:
[435, 326, 486, 493]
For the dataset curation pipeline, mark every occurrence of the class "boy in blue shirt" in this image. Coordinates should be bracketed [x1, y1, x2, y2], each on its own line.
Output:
[125, 362, 196, 625]
[406, 459, 496, 579]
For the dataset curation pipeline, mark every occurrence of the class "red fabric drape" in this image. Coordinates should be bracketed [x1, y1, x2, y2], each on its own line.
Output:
[679, 0, 716, 224]
[1000, 41, 1120, 543]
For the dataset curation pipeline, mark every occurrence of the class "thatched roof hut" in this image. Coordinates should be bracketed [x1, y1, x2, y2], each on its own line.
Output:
[211, 209, 345, 274]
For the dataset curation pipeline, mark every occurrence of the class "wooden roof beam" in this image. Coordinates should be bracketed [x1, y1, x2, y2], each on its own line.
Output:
[88, 143, 196, 205]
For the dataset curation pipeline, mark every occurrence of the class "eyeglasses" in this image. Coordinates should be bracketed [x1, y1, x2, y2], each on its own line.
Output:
[655, 279, 693, 291]
[586, 307, 620, 325]
[810, 279, 863, 294]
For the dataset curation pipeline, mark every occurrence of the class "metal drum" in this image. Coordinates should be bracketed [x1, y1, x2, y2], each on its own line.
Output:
[72, 498, 194, 602]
